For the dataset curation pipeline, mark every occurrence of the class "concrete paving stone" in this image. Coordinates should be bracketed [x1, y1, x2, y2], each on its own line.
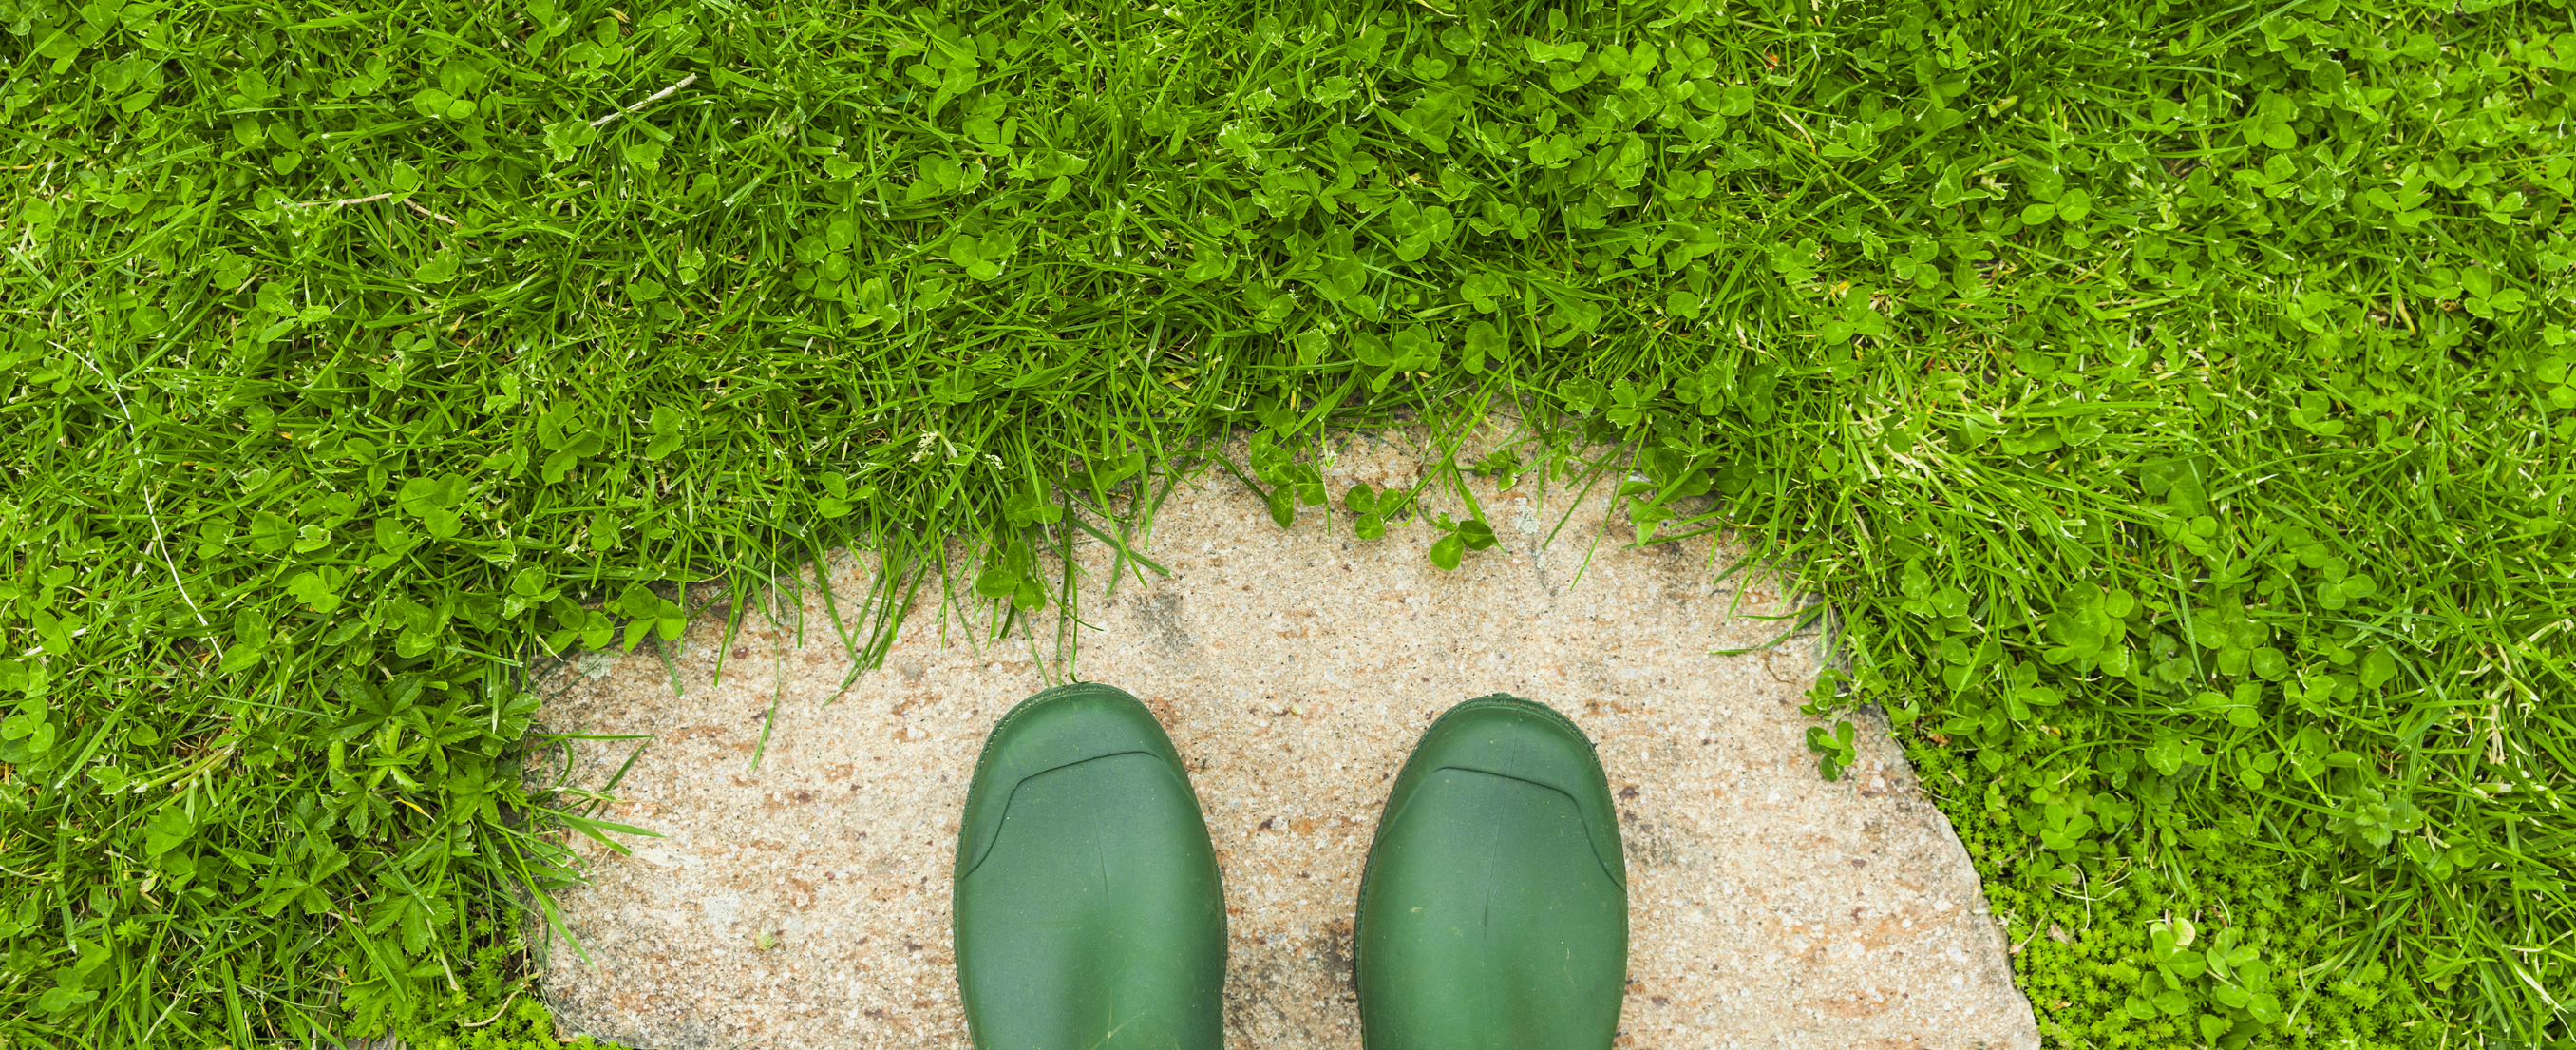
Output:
[529, 423, 2039, 1050]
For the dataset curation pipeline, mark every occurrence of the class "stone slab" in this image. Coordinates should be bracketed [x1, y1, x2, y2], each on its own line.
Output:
[530, 425, 2038, 1050]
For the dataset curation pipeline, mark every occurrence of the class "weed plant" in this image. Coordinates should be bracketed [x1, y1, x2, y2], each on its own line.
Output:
[2, 0, 2571, 1045]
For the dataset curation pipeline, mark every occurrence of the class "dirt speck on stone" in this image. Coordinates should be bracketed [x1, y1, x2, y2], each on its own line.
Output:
[532, 425, 2039, 1050]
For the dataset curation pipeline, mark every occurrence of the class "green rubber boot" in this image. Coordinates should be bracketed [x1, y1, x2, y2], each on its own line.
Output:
[1354, 694, 1629, 1050]
[953, 683, 1227, 1050]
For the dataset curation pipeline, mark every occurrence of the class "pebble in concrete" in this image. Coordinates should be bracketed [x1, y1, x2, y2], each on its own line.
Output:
[531, 427, 2040, 1050]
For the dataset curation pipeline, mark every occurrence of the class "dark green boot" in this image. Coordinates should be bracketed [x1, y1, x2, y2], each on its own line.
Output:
[953, 683, 1226, 1050]
[1354, 695, 1628, 1050]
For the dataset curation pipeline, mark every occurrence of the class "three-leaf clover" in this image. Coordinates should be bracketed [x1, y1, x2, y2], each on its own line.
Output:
[1427, 511, 1496, 570]
[2318, 569, 2378, 610]
[616, 582, 689, 651]
[144, 806, 195, 856]
[2148, 918, 2207, 985]
[410, 245, 461, 284]
[1354, 325, 1443, 391]
[642, 404, 689, 460]
[904, 155, 987, 201]
[397, 472, 469, 539]
[410, 86, 479, 120]
[1471, 449, 1523, 491]
[536, 403, 605, 483]
[2287, 391, 2346, 436]
[2461, 267, 2527, 318]
[285, 568, 344, 614]
[2018, 187, 2092, 227]
[1345, 482, 1387, 540]
[949, 233, 1013, 282]
[544, 117, 599, 162]
[246, 509, 294, 554]
[214, 607, 271, 672]
[2203, 926, 2285, 1023]
[1001, 476, 1062, 527]
[1462, 320, 1506, 374]
[1807, 718, 1858, 780]
[2362, 177, 2434, 227]
[972, 538, 1047, 612]
[1561, 376, 1609, 414]
[2241, 91, 2299, 151]
[1604, 378, 1661, 428]
[1246, 430, 1325, 526]
[2328, 785, 2424, 849]
[2144, 733, 2208, 776]
[2042, 583, 2130, 663]
[0, 697, 57, 760]
[546, 595, 616, 652]
[817, 472, 876, 519]
[1897, 561, 1973, 620]
[33, 983, 97, 1017]
[1184, 240, 1233, 282]
[1387, 200, 1456, 262]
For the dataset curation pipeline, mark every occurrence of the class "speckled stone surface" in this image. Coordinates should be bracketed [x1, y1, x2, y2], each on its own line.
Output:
[530, 425, 2039, 1050]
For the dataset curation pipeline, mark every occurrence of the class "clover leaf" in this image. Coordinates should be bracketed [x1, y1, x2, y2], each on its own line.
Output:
[2329, 786, 2424, 849]
[144, 806, 194, 856]
[1425, 511, 1496, 571]
[398, 473, 469, 538]
[1807, 718, 1858, 780]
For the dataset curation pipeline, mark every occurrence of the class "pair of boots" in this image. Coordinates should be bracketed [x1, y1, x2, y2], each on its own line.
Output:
[953, 683, 1628, 1050]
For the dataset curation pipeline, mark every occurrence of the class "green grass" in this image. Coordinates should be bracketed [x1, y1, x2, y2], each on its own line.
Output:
[3, 0, 2571, 1045]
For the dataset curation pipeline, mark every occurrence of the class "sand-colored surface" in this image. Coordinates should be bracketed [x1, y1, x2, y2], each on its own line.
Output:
[529, 424, 2038, 1049]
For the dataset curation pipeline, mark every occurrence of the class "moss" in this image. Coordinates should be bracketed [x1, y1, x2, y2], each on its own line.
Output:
[1905, 734, 2438, 1050]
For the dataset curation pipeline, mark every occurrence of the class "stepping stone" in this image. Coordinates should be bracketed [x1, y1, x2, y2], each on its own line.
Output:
[531, 427, 2039, 1049]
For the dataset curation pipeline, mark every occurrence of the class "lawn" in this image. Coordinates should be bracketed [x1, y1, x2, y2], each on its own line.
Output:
[3, 0, 2571, 1045]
